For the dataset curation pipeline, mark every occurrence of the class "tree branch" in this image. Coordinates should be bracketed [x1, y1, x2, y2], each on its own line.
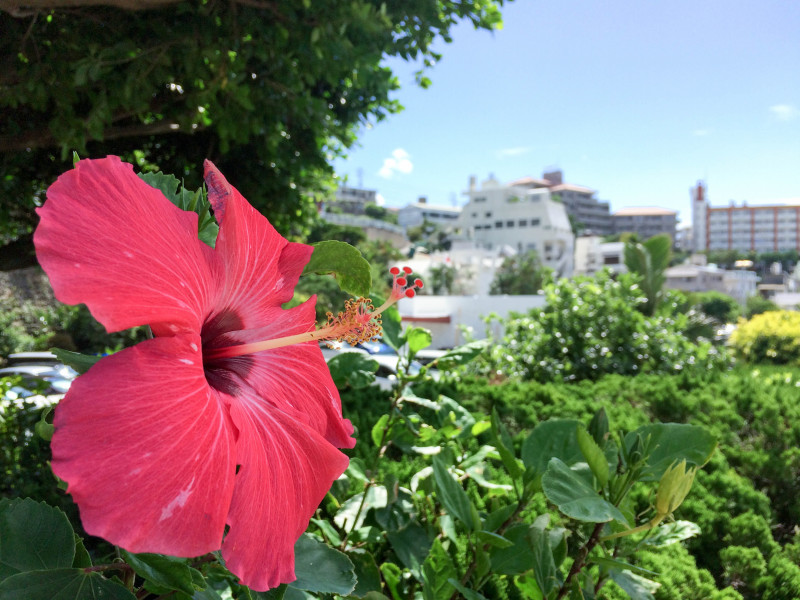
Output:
[1, 0, 180, 16]
[0, 121, 192, 153]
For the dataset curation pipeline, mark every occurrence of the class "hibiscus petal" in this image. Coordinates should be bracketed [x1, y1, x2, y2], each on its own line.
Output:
[222, 390, 351, 591]
[210, 298, 355, 449]
[51, 335, 236, 556]
[34, 156, 215, 334]
[204, 160, 312, 330]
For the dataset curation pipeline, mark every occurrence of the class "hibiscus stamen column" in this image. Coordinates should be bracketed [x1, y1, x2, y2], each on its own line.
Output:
[203, 267, 423, 361]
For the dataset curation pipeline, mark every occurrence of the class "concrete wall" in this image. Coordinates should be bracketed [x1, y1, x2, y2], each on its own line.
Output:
[396, 294, 546, 349]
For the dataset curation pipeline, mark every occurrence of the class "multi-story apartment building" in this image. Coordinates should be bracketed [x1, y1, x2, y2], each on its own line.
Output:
[458, 175, 575, 277]
[510, 170, 612, 235]
[397, 198, 462, 230]
[691, 181, 800, 252]
[612, 207, 678, 241]
[333, 186, 377, 214]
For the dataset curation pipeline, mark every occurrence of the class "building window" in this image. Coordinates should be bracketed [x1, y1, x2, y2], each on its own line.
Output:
[495, 221, 503, 229]
[474, 196, 487, 203]
[531, 218, 541, 226]
[519, 219, 528, 227]
[485, 211, 492, 218]
[506, 220, 514, 228]
[471, 212, 477, 218]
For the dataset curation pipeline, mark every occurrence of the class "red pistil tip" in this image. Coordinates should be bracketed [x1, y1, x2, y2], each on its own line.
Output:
[402, 266, 413, 274]
[405, 288, 416, 298]
[390, 266, 400, 275]
[396, 277, 407, 287]
[414, 278, 424, 288]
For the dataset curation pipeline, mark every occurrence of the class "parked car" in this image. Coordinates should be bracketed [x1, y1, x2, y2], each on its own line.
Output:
[1, 352, 78, 407]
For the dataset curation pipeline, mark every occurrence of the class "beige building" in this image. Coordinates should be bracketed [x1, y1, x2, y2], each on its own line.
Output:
[612, 207, 678, 241]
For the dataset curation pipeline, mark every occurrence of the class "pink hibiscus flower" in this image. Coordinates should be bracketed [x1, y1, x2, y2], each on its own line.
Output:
[33, 156, 362, 591]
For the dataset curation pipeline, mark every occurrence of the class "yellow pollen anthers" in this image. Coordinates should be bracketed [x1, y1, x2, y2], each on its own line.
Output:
[202, 266, 423, 361]
[325, 297, 383, 347]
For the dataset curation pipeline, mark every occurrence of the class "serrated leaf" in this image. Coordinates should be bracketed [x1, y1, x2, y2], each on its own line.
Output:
[0, 498, 75, 581]
[119, 550, 196, 595]
[302, 240, 372, 296]
[71, 536, 92, 569]
[489, 524, 536, 575]
[387, 522, 430, 580]
[51, 348, 102, 375]
[642, 520, 701, 547]
[290, 534, 356, 595]
[0, 568, 136, 600]
[347, 549, 382, 598]
[542, 458, 628, 525]
[327, 352, 378, 390]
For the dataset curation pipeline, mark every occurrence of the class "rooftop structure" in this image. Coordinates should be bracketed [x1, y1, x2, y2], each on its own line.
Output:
[397, 199, 462, 230]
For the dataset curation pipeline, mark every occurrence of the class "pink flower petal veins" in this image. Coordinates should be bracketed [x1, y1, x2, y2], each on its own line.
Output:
[51, 335, 236, 556]
[34, 156, 215, 335]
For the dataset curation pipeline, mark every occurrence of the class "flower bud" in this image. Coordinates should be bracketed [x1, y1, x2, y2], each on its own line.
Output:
[655, 460, 697, 516]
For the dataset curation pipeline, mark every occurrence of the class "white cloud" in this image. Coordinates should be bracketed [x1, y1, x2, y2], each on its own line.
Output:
[692, 129, 711, 137]
[769, 104, 799, 121]
[374, 193, 386, 206]
[496, 146, 531, 158]
[378, 148, 413, 178]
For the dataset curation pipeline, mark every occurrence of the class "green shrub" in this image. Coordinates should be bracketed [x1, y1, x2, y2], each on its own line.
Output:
[745, 295, 780, 318]
[730, 311, 800, 365]
[479, 271, 729, 383]
[690, 290, 741, 323]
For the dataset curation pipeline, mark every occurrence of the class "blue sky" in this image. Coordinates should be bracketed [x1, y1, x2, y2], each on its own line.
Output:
[333, 0, 800, 228]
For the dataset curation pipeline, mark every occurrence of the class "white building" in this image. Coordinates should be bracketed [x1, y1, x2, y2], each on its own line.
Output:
[691, 181, 800, 252]
[396, 294, 546, 349]
[459, 175, 575, 277]
[397, 199, 461, 230]
[574, 237, 626, 277]
[664, 262, 759, 305]
[612, 207, 678, 241]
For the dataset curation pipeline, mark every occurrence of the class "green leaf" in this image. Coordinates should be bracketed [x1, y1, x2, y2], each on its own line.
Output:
[577, 426, 610, 487]
[490, 524, 536, 575]
[406, 327, 432, 357]
[476, 531, 514, 549]
[431, 339, 490, 370]
[514, 575, 544, 600]
[71, 536, 92, 569]
[421, 539, 457, 600]
[588, 408, 609, 445]
[138, 171, 218, 247]
[247, 585, 287, 599]
[302, 240, 372, 297]
[290, 534, 356, 596]
[624, 424, 716, 481]
[0, 568, 136, 600]
[347, 549, 382, 598]
[643, 520, 701, 547]
[491, 408, 523, 480]
[542, 458, 628, 524]
[608, 570, 659, 600]
[119, 550, 196, 595]
[521, 419, 584, 476]
[446, 578, 490, 600]
[334, 486, 388, 531]
[387, 522, 431, 580]
[530, 514, 559, 597]
[592, 556, 659, 578]
[51, 348, 102, 375]
[371, 414, 390, 448]
[432, 455, 479, 530]
[377, 300, 403, 350]
[0, 498, 75, 581]
[327, 352, 378, 389]
[379, 562, 403, 600]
